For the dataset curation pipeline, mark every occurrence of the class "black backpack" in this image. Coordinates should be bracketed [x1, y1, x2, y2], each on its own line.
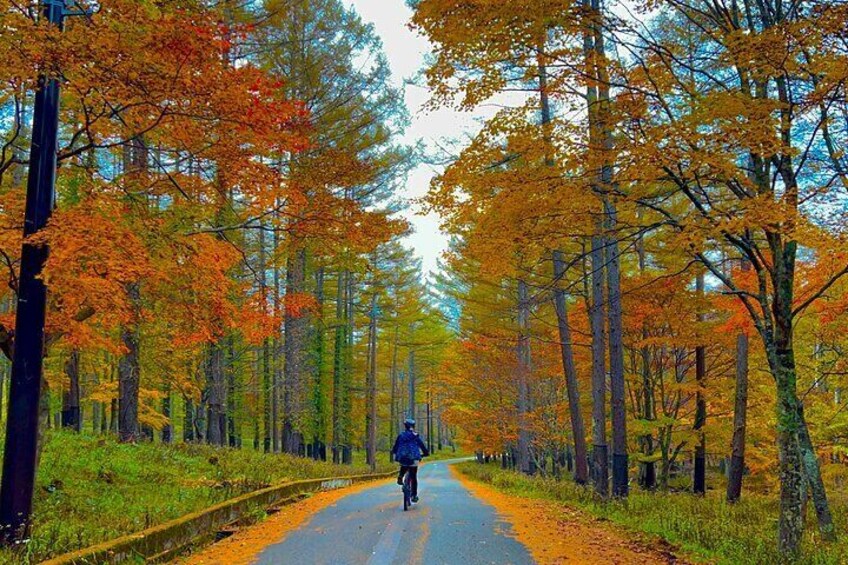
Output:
[395, 432, 421, 464]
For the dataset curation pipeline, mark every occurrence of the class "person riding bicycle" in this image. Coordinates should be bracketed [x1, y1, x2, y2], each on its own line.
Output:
[391, 418, 429, 503]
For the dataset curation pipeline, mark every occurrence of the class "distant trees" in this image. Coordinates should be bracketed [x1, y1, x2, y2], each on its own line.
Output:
[0, 0, 452, 543]
[413, 0, 848, 556]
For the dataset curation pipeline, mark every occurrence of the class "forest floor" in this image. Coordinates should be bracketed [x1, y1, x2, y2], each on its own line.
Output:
[0, 430, 393, 564]
[178, 459, 687, 565]
[458, 462, 848, 564]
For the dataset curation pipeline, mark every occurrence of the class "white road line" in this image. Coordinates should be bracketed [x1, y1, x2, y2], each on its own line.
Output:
[365, 510, 407, 565]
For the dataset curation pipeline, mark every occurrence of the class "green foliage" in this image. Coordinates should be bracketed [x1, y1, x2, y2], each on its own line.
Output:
[457, 462, 848, 565]
[0, 431, 393, 564]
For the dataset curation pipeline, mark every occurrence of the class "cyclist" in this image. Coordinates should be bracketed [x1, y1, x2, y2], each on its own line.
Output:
[391, 418, 429, 503]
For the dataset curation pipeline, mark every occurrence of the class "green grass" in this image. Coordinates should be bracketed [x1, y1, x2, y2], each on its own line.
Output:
[0, 431, 394, 564]
[423, 446, 469, 462]
[457, 462, 848, 565]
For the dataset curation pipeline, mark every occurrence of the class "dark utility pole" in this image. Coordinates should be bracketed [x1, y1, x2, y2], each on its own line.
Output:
[0, 0, 65, 544]
[693, 272, 707, 495]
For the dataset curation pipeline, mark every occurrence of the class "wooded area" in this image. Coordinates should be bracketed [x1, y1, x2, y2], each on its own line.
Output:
[2, 0, 848, 561]
[411, 0, 848, 559]
[0, 0, 453, 554]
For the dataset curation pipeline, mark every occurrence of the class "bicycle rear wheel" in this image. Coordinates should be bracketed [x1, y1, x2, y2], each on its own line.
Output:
[402, 473, 411, 511]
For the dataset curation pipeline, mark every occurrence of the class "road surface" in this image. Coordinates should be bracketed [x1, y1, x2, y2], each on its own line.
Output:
[253, 461, 534, 565]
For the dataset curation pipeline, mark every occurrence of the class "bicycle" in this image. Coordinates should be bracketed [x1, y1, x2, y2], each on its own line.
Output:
[401, 468, 412, 511]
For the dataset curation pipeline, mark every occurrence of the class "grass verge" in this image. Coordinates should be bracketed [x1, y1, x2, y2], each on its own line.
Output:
[456, 462, 847, 565]
[0, 430, 394, 564]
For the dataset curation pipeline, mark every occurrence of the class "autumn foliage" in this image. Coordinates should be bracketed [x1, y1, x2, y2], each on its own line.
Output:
[0, 0, 443, 473]
[413, 0, 848, 555]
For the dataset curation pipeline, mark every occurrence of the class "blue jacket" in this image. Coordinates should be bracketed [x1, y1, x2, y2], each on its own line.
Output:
[391, 430, 429, 465]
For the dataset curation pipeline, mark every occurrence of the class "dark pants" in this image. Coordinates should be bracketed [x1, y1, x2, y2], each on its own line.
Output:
[398, 465, 419, 497]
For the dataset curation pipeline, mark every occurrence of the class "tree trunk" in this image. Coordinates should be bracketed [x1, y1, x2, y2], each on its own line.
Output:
[639, 344, 656, 490]
[283, 246, 308, 454]
[273, 224, 283, 453]
[118, 283, 141, 443]
[100, 401, 107, 435]
[0, 364, 5, 426]
[184, 397, 195, 443]
[109, 398, 117, 435]
[365, 293, 378, 471]
[332, 271, 347, 461]
[61, 349, 81, 432]
[693, 272, 706, 495]
[227, 339, 238, 447]
[92, 401, 101, 435]
[408, 349, 416, 420]
[636, 225, 655, 490]
[196, 388, 207, 444]
[605, 202, 627, 497]
[583, 0, 608, 497]
[263, 335, 273, 452]
[798, 408, 836, 541]
[552, 251, 589, 485]
[345, 271, 355, 455]
[10, 90, 26, 188]
[313, 267, 327, 458]
[105, 356, 114, 434]
[37, 378, 50, 467]
[205, 342, 227, 446]
[588, 0, 627, 496]
[258, 225, 273, 453]
[769, 251, 805, 556]
[589, 231, 608, 497]
[727, 331, 748, 502]
[390, 323, 400, 442]
[161, 390, 172, 444]
[117, 138, 146, 444]
[773, 346, 804, 556]
[331, 269, 355, 464]
[516, 279, 533, 475]
[771, 70, 831, 555]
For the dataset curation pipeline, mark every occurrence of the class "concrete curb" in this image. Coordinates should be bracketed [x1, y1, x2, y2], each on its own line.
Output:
[41, 471, 394, 564]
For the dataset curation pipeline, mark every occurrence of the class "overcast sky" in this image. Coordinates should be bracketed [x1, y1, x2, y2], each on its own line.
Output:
[347, 0, 478, 278]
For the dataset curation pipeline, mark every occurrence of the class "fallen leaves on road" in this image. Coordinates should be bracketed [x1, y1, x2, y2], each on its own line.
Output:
[452, 467, 687, 565]
[176, 479, 391, 565]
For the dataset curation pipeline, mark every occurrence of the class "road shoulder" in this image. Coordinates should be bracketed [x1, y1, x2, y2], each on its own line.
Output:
[451, 465, 687, 565]
[175, 478, 391, 565]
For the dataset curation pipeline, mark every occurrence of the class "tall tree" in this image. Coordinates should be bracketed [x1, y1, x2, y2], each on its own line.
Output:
[552, 251, 589, 484]
[365, 292, 378, 470]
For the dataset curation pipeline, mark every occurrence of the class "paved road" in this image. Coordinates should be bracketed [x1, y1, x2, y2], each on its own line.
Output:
[254, 461, 534, 565]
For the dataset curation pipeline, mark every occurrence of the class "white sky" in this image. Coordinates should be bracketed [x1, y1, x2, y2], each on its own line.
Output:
[348, 0, 478, 278]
